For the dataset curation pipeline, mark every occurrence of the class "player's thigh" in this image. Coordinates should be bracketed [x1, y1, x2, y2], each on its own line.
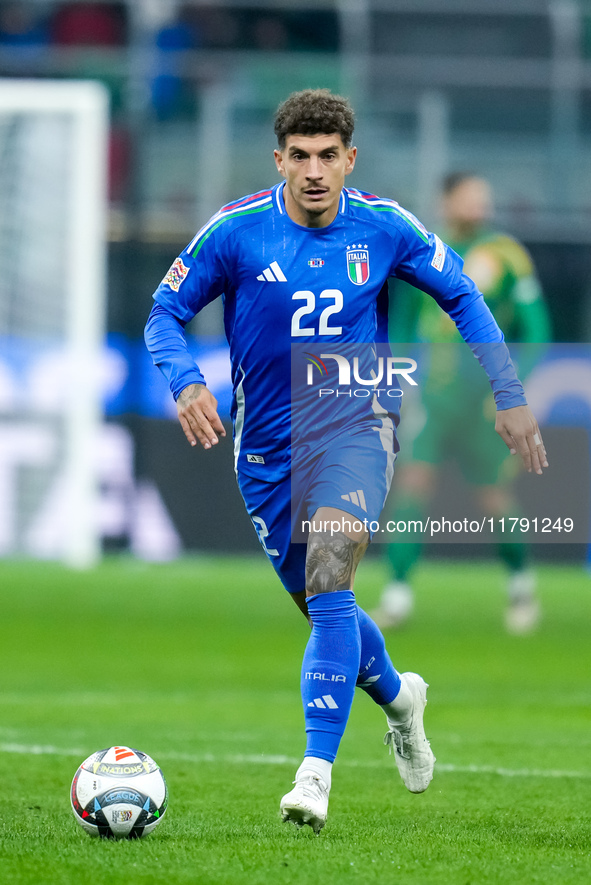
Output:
[304, 425, 396, 537]
[302, 433, 392, 594]
[237, 471, 306, 596]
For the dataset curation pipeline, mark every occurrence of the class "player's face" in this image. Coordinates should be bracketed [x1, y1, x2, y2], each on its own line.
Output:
[442, 178, 493, 237]
[274, 133, 357, 228]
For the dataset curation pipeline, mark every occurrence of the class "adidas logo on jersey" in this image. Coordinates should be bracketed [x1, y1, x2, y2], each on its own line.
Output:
[257, 261, 287, 282]
[307, 695, 339, 710]
[341, 490, 367, 511]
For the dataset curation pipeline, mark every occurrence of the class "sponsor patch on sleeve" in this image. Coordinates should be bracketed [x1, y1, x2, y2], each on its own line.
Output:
[163, 257, 189, 292]
[430, 234, 446, 272]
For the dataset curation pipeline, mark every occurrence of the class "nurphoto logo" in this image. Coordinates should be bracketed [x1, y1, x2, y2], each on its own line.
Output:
[304, 351, 418, 397]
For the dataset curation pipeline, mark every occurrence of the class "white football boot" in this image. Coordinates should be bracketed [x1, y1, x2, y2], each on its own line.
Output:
[384, 672, 435, 793]
[280, 773, 330, 834]
[370, 581, 414, 630]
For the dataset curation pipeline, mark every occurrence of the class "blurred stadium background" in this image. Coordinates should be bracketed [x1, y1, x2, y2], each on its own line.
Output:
[1, 0, 590, 566]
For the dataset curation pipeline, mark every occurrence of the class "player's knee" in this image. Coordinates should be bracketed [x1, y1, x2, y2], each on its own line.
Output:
[305, 530, 364, 595]
[398, 462, 434, 497]
[477, 485, 513, 515]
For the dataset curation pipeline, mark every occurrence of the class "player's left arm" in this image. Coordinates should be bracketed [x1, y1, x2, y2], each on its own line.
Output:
[510, 282, 553, 381]
[391, 221, 548, 473]
[502, 242, 552, 345]
[494, 404, 548, 475]
[466, 250, 550, 470]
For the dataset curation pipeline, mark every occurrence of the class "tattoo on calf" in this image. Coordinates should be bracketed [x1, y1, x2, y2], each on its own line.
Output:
[306, 531, 366, 594]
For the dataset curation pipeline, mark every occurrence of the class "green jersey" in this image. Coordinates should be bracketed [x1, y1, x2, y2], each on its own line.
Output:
[392, 229, 551, 346]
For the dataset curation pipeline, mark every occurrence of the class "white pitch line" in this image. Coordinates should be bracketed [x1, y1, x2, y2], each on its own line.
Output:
[1, 742, 590, 781]
[0, 743, 84, 757]
[435, 762, 591, 780]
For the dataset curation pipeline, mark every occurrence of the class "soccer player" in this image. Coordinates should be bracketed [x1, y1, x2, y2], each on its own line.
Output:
[373, 173, 551, 634]
[145, 90, 547, 833]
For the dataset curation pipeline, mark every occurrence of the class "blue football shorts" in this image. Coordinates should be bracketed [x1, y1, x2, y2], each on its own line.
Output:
[237, 422, 396, 595]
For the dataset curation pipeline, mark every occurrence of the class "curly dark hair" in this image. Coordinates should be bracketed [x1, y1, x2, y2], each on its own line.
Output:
[274, 89, 355, 149]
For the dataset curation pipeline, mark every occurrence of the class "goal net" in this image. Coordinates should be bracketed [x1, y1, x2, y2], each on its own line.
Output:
[0, 79, 109, 567]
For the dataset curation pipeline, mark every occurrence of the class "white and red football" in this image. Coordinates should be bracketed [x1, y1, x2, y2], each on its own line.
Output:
[70, 746, 168, 839]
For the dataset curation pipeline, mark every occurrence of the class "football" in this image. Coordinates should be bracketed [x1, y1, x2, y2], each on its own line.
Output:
[70, 746, 168, 839]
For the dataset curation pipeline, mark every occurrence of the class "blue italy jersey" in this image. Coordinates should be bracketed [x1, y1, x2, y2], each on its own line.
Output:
[146, 183, 526, 481]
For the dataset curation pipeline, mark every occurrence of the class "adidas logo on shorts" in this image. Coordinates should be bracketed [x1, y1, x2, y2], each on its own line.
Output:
[341, 490, 367, 511]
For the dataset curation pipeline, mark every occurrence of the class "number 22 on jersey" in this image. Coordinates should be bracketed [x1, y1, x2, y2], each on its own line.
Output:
[291, 289, 344, 337]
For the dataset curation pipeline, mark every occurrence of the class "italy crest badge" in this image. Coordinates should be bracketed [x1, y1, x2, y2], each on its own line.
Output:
[346, 245, 369, 285]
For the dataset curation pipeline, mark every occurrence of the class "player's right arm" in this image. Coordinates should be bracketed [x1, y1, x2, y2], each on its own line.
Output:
[144, 221, 229, 449]
[176, 383, 225, 450]
[145, 302, 226, 450]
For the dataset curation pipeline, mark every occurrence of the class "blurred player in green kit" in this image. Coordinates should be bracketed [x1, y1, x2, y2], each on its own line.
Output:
[373, 173, 552, 634]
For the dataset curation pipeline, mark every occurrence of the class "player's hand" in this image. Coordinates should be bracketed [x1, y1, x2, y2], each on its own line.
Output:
[495, 404, 548, 475]
[176, 383, 226, 450]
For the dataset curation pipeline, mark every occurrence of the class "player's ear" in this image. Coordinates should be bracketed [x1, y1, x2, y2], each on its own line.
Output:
[345, 146, 357, 176]
[274, 149, 286, 177]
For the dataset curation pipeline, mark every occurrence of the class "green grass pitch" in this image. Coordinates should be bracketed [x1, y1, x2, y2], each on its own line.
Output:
[0, 555, 589, 884]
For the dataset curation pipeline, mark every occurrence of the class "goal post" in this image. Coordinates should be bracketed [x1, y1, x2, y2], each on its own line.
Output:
[0, 79, 109, 567]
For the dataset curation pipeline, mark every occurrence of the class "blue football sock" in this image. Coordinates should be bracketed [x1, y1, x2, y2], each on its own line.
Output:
[302, 590, 361, 763]
[356, 606, 402, 705]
